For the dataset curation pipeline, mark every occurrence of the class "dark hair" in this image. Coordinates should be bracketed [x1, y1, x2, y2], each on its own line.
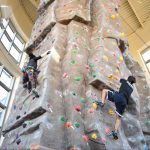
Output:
[128, 76, 136, 84]
[28, 53, 35, 59]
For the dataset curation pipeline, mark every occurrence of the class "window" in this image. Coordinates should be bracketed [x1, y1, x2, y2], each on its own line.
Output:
[1, 33, 11, 50]
[0, 19, 25, 63]
[141, 49, 150, 72]
[10, 46, 21, 61]
[6, 25, 15, 39]
[0, 64, 14, 127]
[0, 69, 13, 88]
[14, 36, 24, 51]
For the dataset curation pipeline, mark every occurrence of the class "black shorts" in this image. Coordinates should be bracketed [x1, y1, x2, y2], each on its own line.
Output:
[107, 91, 127, 117]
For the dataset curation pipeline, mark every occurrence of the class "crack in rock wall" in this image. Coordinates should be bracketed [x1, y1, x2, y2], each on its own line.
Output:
[1, 0, 150, 149]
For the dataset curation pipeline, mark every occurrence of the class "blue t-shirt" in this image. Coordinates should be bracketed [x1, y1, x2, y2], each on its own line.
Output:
[119, 79, 133, 104]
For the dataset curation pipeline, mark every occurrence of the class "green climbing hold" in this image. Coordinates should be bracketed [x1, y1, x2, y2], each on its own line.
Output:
[27, 148, 30, 150]
[74, 122, 80, 128]
[60, 116, 65, 122]
[72, 49, 77, 54]
[70, 60, 76, 64]
[74, 76, 81, 81]
[72, 92, 77, 96]
[93, 74, 97, 78]
[146, 120, 150, 126]
[80, 97, 86, 103]
[89, 63, 94, 68]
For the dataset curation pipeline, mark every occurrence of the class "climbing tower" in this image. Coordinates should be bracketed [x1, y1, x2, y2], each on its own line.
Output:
[1, 0, 150, 149]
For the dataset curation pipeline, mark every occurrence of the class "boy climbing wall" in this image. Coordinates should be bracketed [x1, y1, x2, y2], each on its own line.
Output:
[94, 76, 136, 140]
[22, 49, 51, 97]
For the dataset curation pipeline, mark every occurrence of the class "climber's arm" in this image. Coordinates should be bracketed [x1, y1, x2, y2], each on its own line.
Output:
[34, 50, 51, 61]
[41, 50, 51, 57]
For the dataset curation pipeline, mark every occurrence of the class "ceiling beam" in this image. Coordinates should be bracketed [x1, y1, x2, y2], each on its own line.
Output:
[28, 0, 39, 8]
[127, 0, 144, 27]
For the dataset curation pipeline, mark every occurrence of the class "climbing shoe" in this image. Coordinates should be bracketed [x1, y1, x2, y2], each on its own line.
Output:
[32, 90, 39, 98]
[109, 131, 118, 140]
[94, 101, 104, 108]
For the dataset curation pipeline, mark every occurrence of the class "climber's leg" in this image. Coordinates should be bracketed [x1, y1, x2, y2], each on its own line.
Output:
[94, 89, 114, 108]
[22, 73, 29, 89]
[114, 115, 121, 131]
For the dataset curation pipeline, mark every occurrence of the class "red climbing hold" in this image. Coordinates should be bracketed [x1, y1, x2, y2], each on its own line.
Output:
[83, 135, 89, 142]
[74, 105, 81, 112]
[66, 122, 72, 128]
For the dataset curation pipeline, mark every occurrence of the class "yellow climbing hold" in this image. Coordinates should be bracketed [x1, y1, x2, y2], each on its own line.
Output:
[108, 108, 114, 116]
[93, 103, 98, 109]
[103, 55, 109, 62]
[111, 15, 116, 20]
[121, 32, 125, 38]
[119, 56, 124, 62]
[108, 74, 113, 79]
[91, 133, 97, 139]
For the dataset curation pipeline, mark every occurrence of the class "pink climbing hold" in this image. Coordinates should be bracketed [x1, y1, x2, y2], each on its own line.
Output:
[102, 138, 107, 144]
[85, 65, 90, 70]
[63, 72, 68, 78]
[88, 108, 94, 113]
[105, 127, 111, 134]
[74, 105, 81, 112]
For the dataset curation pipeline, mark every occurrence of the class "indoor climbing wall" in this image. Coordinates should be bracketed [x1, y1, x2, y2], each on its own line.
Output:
[1, 0, 150, 150]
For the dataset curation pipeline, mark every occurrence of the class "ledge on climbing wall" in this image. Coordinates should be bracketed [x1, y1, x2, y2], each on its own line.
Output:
[2, 107, 46, 135]
[56, 15, 91, 25]
[55, 0, 91, 24]
[89, 78, 114, 91]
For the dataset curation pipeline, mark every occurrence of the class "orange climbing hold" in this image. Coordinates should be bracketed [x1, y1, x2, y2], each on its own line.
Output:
[93, 103, 98, 109]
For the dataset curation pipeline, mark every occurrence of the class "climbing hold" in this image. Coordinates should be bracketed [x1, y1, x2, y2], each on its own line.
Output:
[66, 122, 72, 128]
[22, 123, 27, 128]
[16, 139, 21, 145]
[72, 92, 77, 96]
[88, 108, 94, 113]
[93, 103, 98, 110]
[146, 120, 150, 126]
[83, 135, 89, 142]
[108, 108, 115, 116]
[121, 32, 125, 38]
[102, 138, 107, 144]
[63, 72, 68, 78]
[105, 127, 111, 134]
[92, 73, 97, 78]
[72, 49, 77, 54]
[13, 105, 16, 110]
[108, 74, 113, 79]
[16, 115, 21, 120]
[74, 122, 80, 128]
[59, 116, 66, 123]
[89, 63, 94, 68]
[80, 97, 86, 103]
[74, 76, 81, 81]
[85, 65, 90, 70]
[103, 55, 109, 62]
[70, 60, 76, 64]
[91, 133, 97, 140]
[111, 15, 116, 20]
[74, 105, 81, 112]
[119, 56, 124, 62]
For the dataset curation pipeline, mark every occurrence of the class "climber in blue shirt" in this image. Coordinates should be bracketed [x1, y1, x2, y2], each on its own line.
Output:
[94, 76, 136, 140]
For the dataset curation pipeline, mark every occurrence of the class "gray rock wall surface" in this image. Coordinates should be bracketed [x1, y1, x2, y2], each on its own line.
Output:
[1, 0, 150, 149]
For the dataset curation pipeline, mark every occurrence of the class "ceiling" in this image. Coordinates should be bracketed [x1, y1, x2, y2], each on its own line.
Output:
[19, 0, 150, 37]
[119, 0, 150, 36]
